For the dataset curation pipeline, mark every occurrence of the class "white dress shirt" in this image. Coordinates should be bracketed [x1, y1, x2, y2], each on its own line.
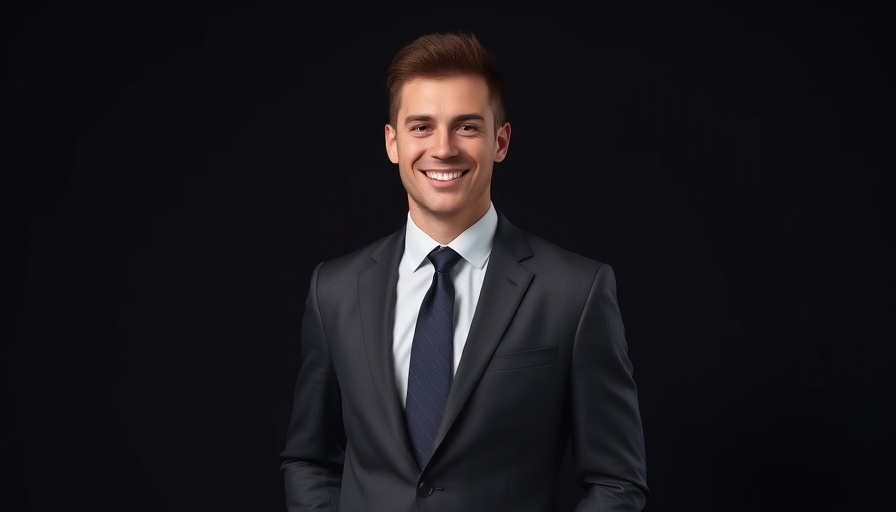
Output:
[392, 203, 497, 407]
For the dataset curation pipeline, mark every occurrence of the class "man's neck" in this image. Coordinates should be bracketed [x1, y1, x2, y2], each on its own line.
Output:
[408, 203, 490, 245]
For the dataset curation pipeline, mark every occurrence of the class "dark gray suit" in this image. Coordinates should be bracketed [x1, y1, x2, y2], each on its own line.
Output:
[280, 212, 648, 511]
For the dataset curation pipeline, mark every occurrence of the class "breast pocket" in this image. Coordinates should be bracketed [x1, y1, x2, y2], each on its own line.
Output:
[485, 345, 558, 372]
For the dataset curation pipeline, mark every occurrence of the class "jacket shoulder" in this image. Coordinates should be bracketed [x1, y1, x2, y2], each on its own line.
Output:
[498, 213, 605, 274]
[315, 227, 404, 281]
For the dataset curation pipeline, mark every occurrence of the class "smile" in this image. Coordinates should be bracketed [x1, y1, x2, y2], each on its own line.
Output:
[423, 170, 468, 181]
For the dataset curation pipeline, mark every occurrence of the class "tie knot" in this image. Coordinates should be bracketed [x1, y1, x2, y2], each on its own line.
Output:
[428, 246, 462, 274]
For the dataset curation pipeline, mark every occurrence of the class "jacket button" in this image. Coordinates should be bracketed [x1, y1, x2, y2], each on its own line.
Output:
[417, 481, 435, 497]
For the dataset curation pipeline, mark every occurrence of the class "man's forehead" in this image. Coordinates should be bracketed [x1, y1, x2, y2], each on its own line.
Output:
[398, 76, 493, 116]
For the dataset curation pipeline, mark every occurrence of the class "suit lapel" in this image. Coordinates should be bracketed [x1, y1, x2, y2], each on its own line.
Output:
[434, 213, 534, 449]
[357, 227, 419, 468]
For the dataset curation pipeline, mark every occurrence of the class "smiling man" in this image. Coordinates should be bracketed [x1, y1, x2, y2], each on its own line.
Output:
[280, 32, 649, 512]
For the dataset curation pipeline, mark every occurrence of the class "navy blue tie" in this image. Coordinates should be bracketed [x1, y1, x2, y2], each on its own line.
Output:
[405, 246, 462, 468]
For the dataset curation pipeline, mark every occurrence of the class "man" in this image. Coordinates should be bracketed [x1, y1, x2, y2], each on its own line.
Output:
[280, 32, 648, 511]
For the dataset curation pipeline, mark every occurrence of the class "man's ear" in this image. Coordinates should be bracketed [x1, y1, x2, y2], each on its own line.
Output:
[385, 123, 399, 164]
[494, 122, 511, 162]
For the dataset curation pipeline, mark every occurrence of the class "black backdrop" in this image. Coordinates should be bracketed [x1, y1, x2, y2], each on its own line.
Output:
[5, 1, 894, 511]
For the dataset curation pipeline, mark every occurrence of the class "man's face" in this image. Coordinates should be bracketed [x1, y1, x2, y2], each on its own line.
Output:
[385, 75, 510, 229]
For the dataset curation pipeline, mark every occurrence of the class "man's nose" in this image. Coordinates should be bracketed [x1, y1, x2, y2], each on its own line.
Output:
[429, 130, 459, 159]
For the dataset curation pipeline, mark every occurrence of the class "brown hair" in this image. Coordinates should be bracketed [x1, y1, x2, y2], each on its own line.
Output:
[386, 32, 507, 130]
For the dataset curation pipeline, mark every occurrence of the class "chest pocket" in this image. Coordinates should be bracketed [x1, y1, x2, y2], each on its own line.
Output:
[485, 345, 557, 372]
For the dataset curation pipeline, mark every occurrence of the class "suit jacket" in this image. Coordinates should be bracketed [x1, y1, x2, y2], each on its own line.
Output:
[280, 211, 648, 511]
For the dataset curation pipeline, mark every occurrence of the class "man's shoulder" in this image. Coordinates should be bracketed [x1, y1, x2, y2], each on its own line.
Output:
[316, 225, 405, 274]
[498, 213, 606, 272]
[522, 229, 605, 270]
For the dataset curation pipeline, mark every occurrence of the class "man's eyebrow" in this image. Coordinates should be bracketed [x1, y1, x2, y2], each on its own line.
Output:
[454, 113, 486, 123]
[402, 113, 487, 126]
[403, 115, 434, 125]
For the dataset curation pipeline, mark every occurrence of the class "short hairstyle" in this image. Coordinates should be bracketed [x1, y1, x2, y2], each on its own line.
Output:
[386, 32, 507, 130]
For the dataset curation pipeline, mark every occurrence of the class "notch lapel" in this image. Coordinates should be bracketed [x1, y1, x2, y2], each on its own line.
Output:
[357, 228, 419, 468]
[434, 214, 534, 449]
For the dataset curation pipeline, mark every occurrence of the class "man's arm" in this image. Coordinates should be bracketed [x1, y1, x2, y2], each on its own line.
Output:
[571, 263, 649, 511]
[280, 263, 346, 512]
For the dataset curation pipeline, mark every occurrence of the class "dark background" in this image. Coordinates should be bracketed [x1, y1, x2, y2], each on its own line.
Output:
[4, 1, 894, 511]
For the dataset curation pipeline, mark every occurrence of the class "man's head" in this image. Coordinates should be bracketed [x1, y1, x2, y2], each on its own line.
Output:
[384, 32, 511, 242]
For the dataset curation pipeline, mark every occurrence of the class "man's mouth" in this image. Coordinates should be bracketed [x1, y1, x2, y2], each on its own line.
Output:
[423, 170, 468, 181]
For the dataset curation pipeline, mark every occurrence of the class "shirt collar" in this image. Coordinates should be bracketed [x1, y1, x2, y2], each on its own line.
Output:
[404, 202, 497, 272]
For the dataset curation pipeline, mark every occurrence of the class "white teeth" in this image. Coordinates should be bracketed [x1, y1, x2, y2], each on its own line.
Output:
[425, 171, 462, 181]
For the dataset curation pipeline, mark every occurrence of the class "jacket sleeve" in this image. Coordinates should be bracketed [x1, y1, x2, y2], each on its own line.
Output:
[572, 263, 649, 511]
[280, 262, 346, 511]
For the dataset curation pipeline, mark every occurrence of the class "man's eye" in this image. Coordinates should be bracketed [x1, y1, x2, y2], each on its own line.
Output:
[458, 124, 479, 132]
[410, 125, 429, 132]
